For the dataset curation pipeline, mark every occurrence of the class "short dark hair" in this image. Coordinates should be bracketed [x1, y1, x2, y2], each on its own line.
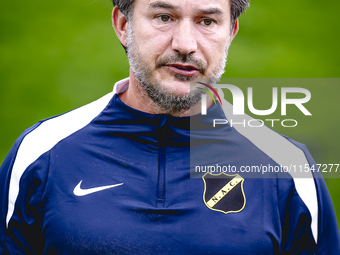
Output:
[112, 0, 134, 21]
[112, 0, 249, 26]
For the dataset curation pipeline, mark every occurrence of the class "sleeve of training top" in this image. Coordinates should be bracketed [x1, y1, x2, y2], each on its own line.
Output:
[0, 123, 50, 254]
[278, 141, 340, 254]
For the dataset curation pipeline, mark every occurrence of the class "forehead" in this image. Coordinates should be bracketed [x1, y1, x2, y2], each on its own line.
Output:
[134, 0, 230, 15]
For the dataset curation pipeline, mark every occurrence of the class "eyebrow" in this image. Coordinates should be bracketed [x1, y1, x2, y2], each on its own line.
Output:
[197, 7, 224, 16]
[148, 1, 179, 10]
[148, 1, 224, 16]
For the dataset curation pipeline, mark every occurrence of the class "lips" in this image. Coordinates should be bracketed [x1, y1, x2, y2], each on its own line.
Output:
[166, 64, 199, 77]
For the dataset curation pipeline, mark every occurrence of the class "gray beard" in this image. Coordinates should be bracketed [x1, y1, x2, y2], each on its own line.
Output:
[126, 23, 229, 115]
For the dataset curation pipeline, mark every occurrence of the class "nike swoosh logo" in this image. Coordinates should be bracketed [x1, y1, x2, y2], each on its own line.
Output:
[73, 181, 123, 196]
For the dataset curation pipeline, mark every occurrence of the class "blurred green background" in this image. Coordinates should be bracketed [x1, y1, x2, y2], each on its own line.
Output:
[1, 0, 339, 228]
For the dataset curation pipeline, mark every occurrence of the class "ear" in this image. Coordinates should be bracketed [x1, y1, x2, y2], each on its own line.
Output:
[112, 6, 129, 47]
[229, 19, 239, 43]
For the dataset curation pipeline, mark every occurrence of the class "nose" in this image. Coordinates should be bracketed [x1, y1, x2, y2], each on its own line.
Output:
[172, 19, 197, 55]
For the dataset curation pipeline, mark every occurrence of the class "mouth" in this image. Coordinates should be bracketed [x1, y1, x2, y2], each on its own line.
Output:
[165, 64, 200, 77]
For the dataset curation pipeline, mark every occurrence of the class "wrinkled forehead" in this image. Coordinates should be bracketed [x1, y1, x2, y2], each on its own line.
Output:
[134, 0, 231, 16]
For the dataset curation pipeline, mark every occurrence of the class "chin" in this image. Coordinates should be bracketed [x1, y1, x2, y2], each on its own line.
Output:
[165, 81, 191, 97]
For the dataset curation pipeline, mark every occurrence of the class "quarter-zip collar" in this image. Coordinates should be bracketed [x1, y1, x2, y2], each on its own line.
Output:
[108, 78, 228, 148]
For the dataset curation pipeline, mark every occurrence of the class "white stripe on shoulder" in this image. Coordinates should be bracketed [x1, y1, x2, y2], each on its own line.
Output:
[218, 88, 318, 243]
[6, 92, 114, 227]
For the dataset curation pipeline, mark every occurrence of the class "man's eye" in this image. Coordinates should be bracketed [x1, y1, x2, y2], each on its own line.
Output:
[201, 19, 214, 26]
[158, 15, 170, 22]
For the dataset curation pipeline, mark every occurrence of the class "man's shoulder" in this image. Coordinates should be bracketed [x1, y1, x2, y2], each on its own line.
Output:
[219, 99, 315, 175]
[10, 92, 115, 169]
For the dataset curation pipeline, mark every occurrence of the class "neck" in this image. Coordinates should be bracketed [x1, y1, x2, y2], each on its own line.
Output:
[118, 70, 213, 117]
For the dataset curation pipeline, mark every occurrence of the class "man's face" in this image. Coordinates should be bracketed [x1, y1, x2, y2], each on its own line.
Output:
[127, 0, 233, 114]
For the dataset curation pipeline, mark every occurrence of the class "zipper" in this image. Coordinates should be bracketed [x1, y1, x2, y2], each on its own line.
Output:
[156, 127, 166, 207]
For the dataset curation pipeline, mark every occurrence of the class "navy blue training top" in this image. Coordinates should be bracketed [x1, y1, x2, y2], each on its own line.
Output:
[1, 78, 339, 254]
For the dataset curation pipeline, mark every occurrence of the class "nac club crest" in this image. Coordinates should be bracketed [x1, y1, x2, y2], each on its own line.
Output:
[202, 173, 246, 214]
